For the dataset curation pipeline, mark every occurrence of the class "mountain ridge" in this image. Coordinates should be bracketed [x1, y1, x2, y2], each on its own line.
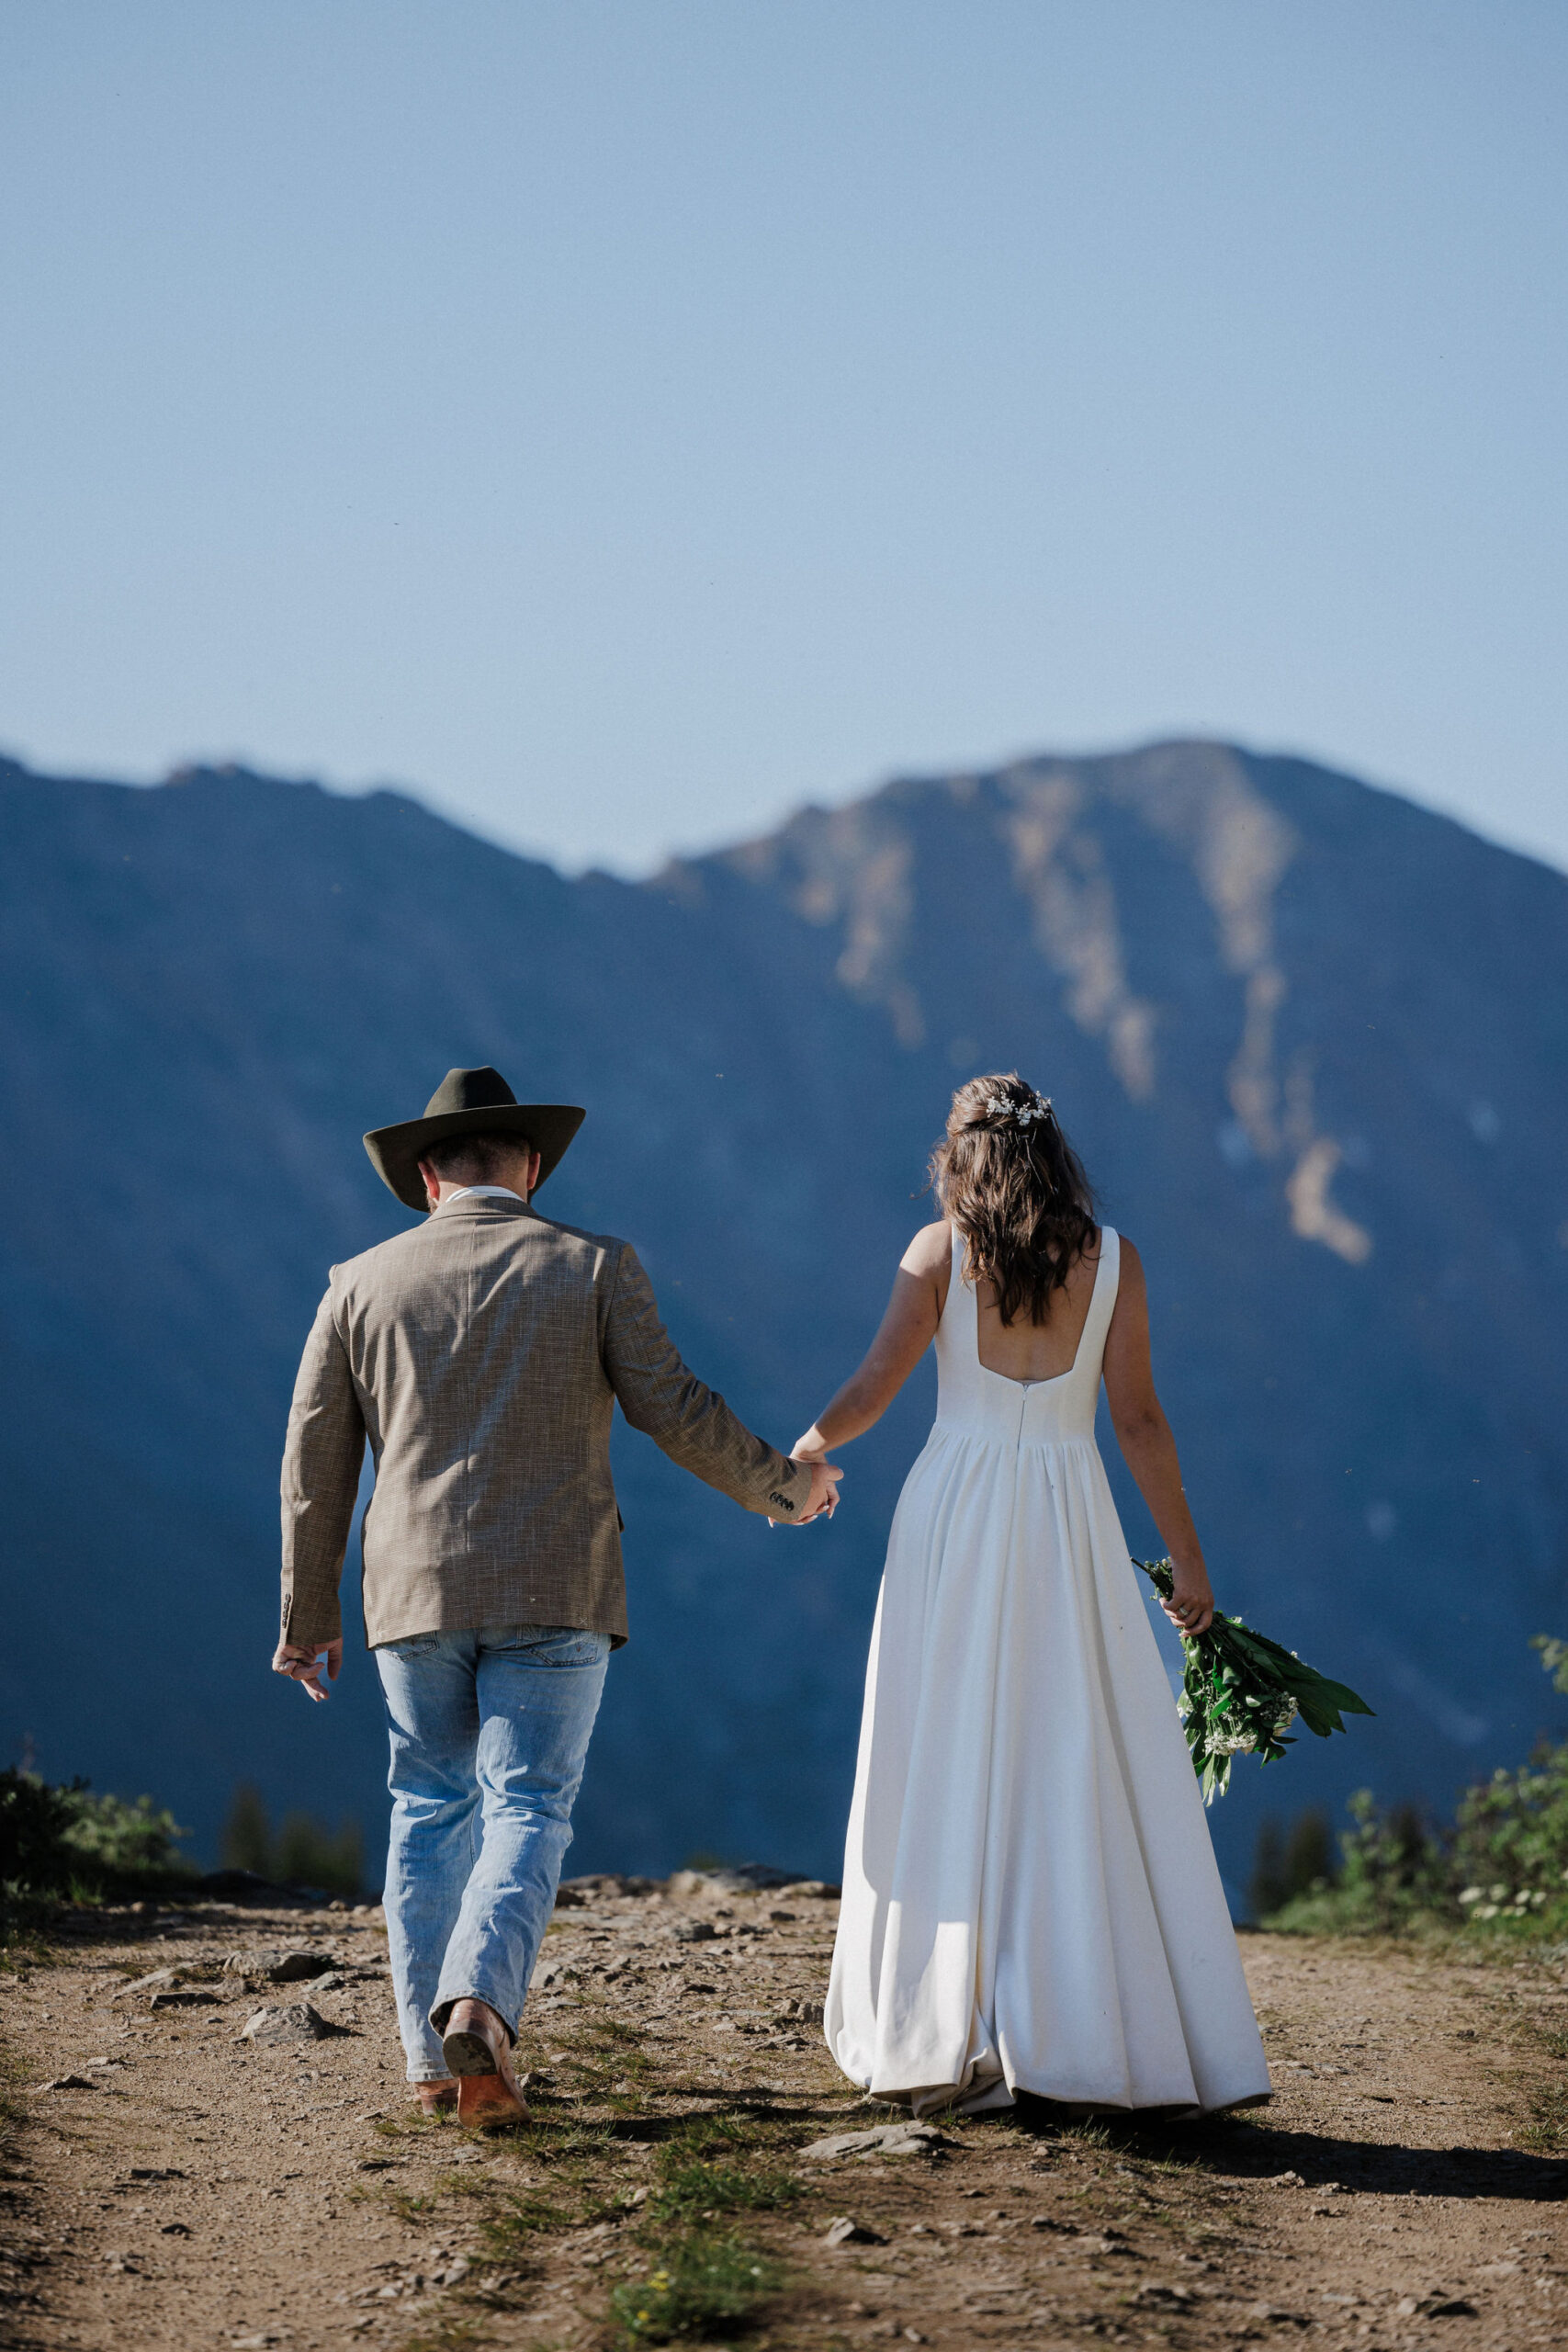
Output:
[3, 737, 1564, 1896]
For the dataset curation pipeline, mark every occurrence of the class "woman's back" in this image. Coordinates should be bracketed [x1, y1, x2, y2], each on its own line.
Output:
[932, 1222, 1119, 1449]
[972, 1225, 1103, 1385]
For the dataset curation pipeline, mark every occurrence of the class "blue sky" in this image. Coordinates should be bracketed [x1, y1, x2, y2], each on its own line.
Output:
[2, 2, 1563, 874]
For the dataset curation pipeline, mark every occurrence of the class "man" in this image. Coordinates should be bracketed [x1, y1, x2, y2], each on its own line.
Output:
[273, 1066, 840, 2123]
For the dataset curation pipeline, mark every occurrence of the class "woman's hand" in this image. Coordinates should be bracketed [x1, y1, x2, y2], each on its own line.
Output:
[1161, 1562, 1214, 1639]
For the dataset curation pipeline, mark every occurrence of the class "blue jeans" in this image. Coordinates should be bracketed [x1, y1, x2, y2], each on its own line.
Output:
[373, 1623, 610, 2082]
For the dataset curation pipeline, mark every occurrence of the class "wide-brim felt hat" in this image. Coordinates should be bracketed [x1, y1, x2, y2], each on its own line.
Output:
[365, 1066, 585, 1214]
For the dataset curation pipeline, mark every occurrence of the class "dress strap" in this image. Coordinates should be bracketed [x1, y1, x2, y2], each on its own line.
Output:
[946, 1223, 971, 1317]
[1083, 1226, 1121, 1359]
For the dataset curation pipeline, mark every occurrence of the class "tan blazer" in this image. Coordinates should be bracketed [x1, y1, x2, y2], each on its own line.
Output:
[279, 1192, 814, 1650]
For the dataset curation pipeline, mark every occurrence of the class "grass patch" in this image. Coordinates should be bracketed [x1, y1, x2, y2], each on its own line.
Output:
[607, 2233, 782, 2345]
[366, 2061, 807, 2349]
[398, 2326, 491, 2352]
[1058, 2118, 1113, 2149]
[647, 2157, 796, 2223]
[1517, 2024, 1568, 2153]
[600, 2113, 799, 2345]
[519, 2110, 626, 2167]
[526, 1999, 666, 2116]
[0, 2040, 26, 2168]
[1519, 2086, 1568, 2154]
[473, 2186, 578, 2254]
[642, 2110, 803, 2222]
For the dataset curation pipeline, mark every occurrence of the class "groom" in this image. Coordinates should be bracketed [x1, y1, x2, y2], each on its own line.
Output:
[272, 1067, 841, 2122]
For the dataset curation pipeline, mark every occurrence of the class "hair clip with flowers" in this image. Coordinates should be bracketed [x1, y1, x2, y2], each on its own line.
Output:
[978, 1088, 1054, 1128]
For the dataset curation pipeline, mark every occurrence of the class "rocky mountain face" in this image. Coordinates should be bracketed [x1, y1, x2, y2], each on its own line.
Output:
[3, 741, 1564, 1897]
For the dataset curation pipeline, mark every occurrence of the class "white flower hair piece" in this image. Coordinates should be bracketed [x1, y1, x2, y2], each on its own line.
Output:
[979, 1088, 1054, 1128]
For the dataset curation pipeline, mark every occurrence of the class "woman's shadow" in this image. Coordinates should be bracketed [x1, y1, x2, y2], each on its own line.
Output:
[1013, 2094, 1568, 2204]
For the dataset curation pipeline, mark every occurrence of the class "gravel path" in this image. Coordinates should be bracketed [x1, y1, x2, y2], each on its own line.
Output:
[2, 1878, 1565, 2349]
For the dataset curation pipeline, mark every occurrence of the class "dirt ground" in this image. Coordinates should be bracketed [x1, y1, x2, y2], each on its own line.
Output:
[3, 1876, 1565, 2352]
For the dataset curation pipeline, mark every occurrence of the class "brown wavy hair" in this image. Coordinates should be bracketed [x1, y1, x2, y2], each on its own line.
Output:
[931, 1073, 1100, 1327]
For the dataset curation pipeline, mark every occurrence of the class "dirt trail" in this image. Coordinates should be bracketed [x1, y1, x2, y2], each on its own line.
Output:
[3, 1881, 1565, 2351]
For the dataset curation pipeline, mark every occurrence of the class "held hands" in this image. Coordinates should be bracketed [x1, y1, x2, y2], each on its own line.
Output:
[1159, 1560, 1215, 1639]
[272, 1637, 344, 1702]
[769, 1444, 842, 1527]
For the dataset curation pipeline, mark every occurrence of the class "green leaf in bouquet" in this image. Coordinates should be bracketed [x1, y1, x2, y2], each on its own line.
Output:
[1132, 1556, 1374, 1802]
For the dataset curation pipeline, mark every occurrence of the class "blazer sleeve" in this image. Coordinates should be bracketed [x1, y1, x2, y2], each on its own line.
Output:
[602, 1245, 814, 1521]
[279, 1284, 367, 1647]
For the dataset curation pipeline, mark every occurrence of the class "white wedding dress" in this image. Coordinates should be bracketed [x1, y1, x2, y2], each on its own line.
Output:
[825, 1227, 1271, 2116]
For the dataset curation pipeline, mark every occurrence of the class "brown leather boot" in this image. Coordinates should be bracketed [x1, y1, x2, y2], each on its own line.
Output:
[414, 2079, 457, 2116]
[441, 1997, 529, 2125]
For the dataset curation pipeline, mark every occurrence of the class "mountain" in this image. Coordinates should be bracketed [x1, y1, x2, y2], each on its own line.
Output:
[3, 739, 1565, 1902]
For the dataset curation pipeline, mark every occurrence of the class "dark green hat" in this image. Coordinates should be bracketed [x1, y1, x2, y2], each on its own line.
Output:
[364, 1066, 585, 1215]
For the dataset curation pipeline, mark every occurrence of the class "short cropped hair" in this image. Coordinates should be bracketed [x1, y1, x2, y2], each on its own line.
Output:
[423, 1129, 535, 1186]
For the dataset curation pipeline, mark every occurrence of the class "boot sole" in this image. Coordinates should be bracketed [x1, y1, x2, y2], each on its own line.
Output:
[442, 2028, 501, 2077]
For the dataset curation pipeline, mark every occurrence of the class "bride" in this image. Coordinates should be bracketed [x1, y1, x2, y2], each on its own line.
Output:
[796, 1074, 1270, 2117]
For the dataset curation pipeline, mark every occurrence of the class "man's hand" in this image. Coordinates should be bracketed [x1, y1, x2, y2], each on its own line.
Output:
[781, 1454, 841, 1526]
[272, 1637, 344, 1702]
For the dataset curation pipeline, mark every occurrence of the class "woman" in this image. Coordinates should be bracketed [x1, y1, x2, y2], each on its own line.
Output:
[800, 1075, 1270, 2117]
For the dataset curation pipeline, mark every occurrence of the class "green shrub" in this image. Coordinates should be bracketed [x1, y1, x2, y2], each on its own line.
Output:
[221, 1781, 274, 1877]
[1, 1769, 190, 1928]
[221, 1781, 365, 1898]
[1450, 1733, 1568, 1928]
[1248, 1806, 1336, 1919]
[1258, 1634, 1568, 1939]
[0, 1770, 78, 1895]
[1269, 1791, 1452, 1935]
[57, 1786, 187, 1874]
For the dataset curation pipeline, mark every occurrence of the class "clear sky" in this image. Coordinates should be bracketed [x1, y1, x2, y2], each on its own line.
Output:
[2, 2, 1563, 876]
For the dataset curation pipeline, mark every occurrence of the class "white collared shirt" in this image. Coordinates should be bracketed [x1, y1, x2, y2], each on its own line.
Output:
[435, 1183, 526, 1211]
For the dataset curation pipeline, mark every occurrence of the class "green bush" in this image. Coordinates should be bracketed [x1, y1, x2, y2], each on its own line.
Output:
[221, 1781, 273, 1877]
[56, 1786, 188, 1874]
[221, 1781, 365, 1899]
[1259, 1634, 1568, 1940]
[1, 1770, 190, 1928]
[1248, 1806, 1336, 1918]
[1451, 1737, 1568, 1930]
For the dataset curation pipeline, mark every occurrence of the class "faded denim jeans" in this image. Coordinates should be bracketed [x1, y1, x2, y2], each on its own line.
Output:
[373, 1623, 610, 2082]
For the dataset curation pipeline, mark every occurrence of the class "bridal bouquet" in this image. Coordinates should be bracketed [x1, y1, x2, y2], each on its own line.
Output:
[1134, 1557, 1374, 1803]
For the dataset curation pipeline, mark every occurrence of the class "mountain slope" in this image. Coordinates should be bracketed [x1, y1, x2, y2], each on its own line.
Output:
[2, 740, 1564, 1894]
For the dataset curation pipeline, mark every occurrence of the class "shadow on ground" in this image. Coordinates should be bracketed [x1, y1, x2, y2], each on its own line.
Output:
[1009, 2094, 1568, 2202]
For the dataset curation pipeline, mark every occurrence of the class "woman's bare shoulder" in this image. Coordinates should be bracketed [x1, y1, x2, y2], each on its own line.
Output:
[1110, 1232, 1146, 1306]
[899, 1218, 953, 1279]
